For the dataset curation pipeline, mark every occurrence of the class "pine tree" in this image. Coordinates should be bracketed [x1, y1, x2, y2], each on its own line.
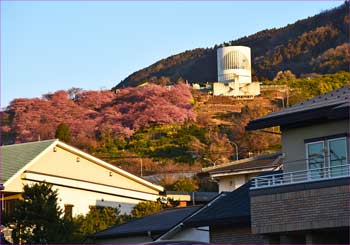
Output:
[9, 182, 74, 244]
[55, 123, 72, 143]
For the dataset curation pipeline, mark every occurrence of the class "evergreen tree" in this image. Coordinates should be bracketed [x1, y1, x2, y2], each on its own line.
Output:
[55, 123, 72, 143]
[172, 178, 198, 192]
[8, 182, 74, 244]
[130, 200, 164, 218]
[74, 206, 123, 236]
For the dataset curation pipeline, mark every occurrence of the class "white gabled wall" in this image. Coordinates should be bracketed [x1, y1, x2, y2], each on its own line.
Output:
[25, 179, 141, 215]
[4, 142, 163, 216]
[169, 227, 210, 242]
[28, 145, 160, 194]
[218, 175, 246, 192]
[24, 172, 161, 215]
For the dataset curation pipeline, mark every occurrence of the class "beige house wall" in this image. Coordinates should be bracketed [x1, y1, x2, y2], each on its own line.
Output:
[28, 145, 159, 194]
[282, 120, 349, 173]
[24, 178, 142, 215]
[3, 142, 163, 216]
[4, 174, 24, 193]
[218, 175, 246, 192]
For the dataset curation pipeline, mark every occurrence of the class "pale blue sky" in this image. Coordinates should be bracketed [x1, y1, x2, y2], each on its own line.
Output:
[1, 1, 342, 107]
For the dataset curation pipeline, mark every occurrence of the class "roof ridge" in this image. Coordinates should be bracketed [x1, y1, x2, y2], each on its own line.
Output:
[1, 139, 57, 148]
[202, 151, 282, 172]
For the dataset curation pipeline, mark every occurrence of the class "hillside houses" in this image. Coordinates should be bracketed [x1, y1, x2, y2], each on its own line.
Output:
[94, 85, 350, 244]
[2, 85, 349, 244]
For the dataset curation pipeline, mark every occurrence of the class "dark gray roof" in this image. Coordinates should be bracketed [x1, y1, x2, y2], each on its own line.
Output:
[181, 170, 284, 228]
[1, 139, 57, 183]
[183, 182, 251, 227]
[201, 152, 282, 176]
[91, 206, 201, 239]
[246, 85, 350, 130]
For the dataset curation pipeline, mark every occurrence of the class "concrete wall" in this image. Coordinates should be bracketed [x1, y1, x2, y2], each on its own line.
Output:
[210, 225, 264, 244]
[250, 179, 350, 234]
[213, 82, 260, 97]
[282, 120, 349, 173]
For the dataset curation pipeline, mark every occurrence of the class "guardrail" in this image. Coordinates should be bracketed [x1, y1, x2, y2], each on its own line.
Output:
[251, 164, 350, 189]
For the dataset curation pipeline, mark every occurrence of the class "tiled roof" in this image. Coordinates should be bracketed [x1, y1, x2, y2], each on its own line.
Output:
[0, 139, 56, 183]
[184, 182, 251, 227]
[201, 152, 282, 176]
[91, 206, 201, 239]
[247, 85, 350, 130]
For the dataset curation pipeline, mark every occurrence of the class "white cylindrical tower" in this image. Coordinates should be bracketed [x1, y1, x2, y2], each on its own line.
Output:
[217, 46, 252, 84]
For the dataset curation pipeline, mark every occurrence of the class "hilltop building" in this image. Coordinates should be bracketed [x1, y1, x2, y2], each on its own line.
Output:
[213, 46, 260, 97]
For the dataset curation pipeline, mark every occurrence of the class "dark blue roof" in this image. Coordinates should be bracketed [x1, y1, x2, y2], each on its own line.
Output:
[184, 182, 251, 227]
[91, 206, 200, 239]
[184, 171, 284, 227]
[247, 85, 350, 130]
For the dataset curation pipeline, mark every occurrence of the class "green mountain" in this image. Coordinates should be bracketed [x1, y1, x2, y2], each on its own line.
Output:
[115, 3, 349, 89]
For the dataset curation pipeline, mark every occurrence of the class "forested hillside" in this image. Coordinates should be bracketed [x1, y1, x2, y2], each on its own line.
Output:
[116, 3, 349, 88]
[2, 3, 350, 180]
[3, 72, 350, 176]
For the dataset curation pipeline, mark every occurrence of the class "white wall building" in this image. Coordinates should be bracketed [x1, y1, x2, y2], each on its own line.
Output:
[1, 139, 164, 217]
[214, 46, 260, 97]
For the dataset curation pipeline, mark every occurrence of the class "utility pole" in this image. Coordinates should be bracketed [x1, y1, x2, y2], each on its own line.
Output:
[140, 158, 143, 177]
[231, 141, 239, 161]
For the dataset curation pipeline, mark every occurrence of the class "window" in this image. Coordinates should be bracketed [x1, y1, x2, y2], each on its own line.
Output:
[328, 137, 347, 177]
[307, 141, 325, 179]
[306, 136, 349, 179]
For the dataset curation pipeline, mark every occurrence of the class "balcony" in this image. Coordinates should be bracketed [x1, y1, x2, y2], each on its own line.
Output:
[251, 163, 350, 189]
[250, 162, 350, 236]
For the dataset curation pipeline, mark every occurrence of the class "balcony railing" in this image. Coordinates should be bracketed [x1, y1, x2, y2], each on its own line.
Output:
[251, 164, 350, 189]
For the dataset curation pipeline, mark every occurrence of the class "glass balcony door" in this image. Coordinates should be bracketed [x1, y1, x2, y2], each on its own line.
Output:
[307, 141, 325, 179]
[328, 137, 348, 177]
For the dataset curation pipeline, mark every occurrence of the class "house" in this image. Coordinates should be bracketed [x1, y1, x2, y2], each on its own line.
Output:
[88, 206, 204, 244]
[199, 152, 282, 192]
[0, 139, 164, 217]
[157, 181, 264, 244]
[246, 85, 350, 244]
[156, 85, 349, 244]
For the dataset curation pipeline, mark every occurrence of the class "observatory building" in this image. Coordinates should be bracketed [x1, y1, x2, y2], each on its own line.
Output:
[213, 46, 260, 97]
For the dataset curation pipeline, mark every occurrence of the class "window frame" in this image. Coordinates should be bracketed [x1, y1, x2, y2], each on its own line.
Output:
[305, 140, 326, 178]
[305, 135, 349, 178]
[327, 137, 348, 177]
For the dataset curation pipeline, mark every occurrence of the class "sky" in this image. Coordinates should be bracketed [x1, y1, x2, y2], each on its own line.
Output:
[1, 1, 343, 107]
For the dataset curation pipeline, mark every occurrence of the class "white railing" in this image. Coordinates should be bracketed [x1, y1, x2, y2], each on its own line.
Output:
[251, 164, 350, 189]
